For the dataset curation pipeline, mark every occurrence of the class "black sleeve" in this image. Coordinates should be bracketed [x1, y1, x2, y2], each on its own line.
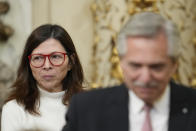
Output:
[62, 95, 77, 131]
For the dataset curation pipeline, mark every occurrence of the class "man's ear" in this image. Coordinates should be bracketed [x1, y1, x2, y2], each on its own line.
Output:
[171, 61, 178, 75]
[119, 56, 125, 68]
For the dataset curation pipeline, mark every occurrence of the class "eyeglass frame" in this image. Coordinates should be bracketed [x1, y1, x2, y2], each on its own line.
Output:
[28, 52, 68, 68]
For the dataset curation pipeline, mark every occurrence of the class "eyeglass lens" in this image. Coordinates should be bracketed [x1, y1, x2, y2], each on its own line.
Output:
[30, 52, 66, 67]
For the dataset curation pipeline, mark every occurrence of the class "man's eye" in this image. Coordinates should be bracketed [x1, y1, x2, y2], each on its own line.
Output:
[129, 63, 141, 69]
[150, 64, 165, 71]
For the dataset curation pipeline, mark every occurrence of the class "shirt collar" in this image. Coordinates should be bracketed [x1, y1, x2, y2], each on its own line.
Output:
[153, 85, 170, 114]
[38, 86, 65, 99]
[129, 84, 170, 114]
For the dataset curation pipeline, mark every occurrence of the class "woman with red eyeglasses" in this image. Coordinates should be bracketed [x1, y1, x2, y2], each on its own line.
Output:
[1, 24, 84, 131]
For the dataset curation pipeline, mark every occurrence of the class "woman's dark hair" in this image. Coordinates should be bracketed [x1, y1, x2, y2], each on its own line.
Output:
[6, 24, 84, 114]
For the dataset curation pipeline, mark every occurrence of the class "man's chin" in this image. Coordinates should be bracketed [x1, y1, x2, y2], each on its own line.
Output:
[136, 91, 156, 104]
[141, 96, 155, 104]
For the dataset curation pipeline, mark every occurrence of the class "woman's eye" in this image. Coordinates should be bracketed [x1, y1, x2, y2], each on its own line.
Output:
[51, 54, 63, 59]
[52, 55, 59, 58]
[32, 56, 43, 61]
[34, 56, 40, 60]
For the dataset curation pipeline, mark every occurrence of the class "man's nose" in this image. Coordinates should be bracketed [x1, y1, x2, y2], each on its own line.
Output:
[138, 67, 151, 83]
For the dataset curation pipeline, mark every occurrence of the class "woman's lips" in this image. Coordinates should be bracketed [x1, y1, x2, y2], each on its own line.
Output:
[42, 75, 54, 80]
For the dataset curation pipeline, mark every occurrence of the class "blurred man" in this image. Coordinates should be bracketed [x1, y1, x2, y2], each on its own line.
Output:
[62, 12, 196, 131]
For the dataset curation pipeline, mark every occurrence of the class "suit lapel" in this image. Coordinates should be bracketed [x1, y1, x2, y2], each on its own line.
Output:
[168, 82, 190, 131]
[106, 84, 129, 131]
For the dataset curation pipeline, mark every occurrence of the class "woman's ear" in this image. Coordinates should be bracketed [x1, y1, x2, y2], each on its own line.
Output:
[68, 54, 75, 71]
[68, 63, 72, 71]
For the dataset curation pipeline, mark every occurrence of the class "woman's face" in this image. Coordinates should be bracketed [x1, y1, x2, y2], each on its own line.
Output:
[30, 38, 71, 92]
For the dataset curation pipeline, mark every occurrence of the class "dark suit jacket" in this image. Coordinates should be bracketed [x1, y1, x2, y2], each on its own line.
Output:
[62, 81, 196, 131]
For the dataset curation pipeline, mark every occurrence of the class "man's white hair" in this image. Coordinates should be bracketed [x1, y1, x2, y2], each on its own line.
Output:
[117, 12, 181, 61]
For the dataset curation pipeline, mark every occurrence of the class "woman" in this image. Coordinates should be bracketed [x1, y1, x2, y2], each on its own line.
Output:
[1, 24, 84, 131]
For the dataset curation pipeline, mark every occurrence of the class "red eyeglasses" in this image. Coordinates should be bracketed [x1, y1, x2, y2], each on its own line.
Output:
[28, 52, 67, 68]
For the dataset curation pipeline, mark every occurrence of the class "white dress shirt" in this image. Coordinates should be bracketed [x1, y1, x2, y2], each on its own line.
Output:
[129, 85, 170, 131]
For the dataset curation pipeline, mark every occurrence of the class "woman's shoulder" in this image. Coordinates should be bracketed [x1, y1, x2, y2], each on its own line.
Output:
[2, 99, 24, 112]
[1, 100, 27, 131]
[3, 99, 17, 107]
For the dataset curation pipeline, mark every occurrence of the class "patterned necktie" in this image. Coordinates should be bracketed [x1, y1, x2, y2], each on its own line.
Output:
[141, 104, 152, 131]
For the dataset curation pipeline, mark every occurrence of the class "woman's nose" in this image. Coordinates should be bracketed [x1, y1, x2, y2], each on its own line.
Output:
[42, 56, 52, 69]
